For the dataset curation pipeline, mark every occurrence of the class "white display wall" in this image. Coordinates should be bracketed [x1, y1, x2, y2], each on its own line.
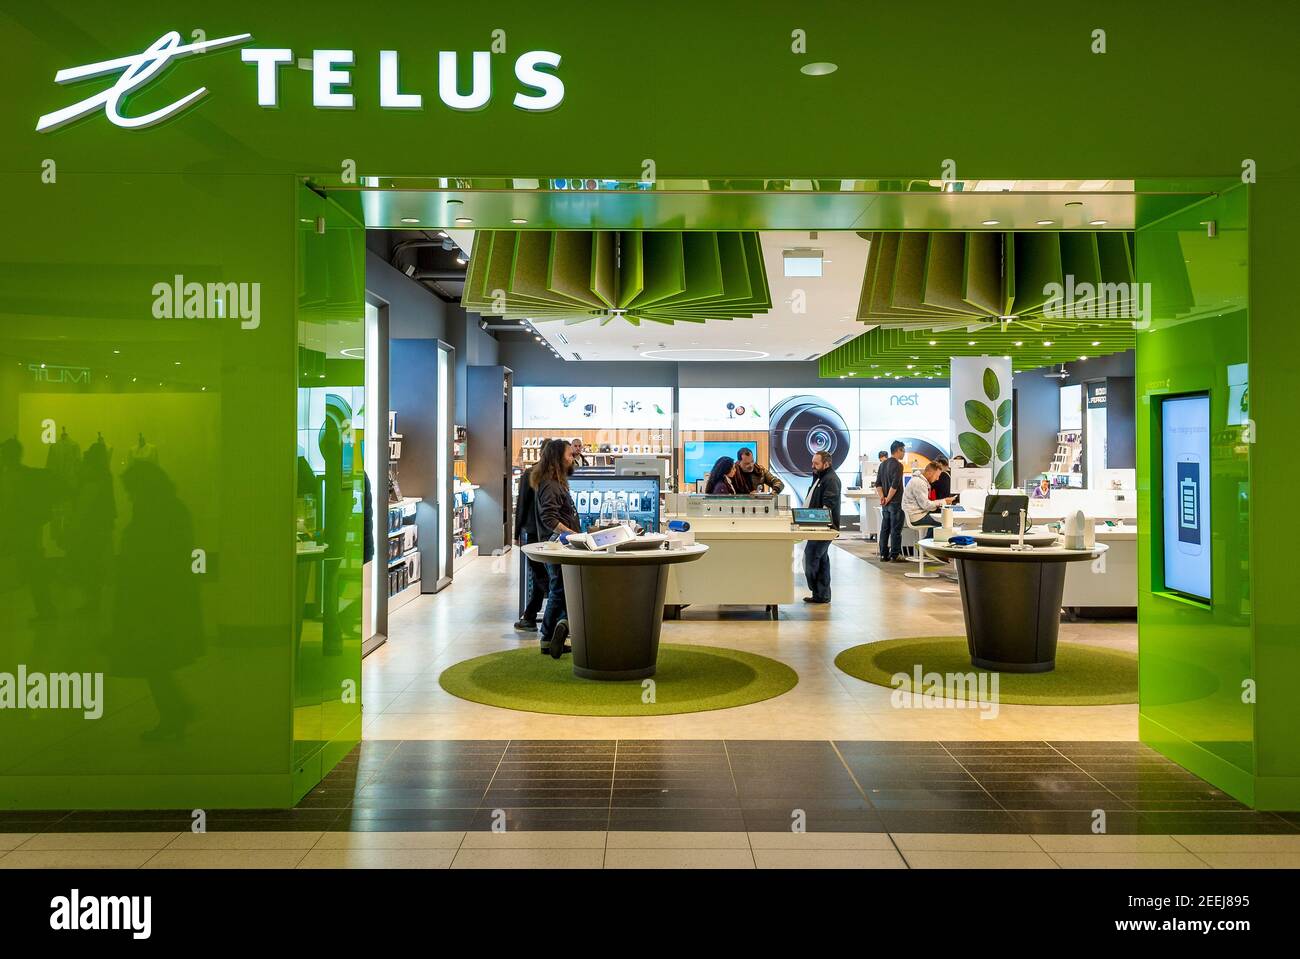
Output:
[513, 386, 673, 430]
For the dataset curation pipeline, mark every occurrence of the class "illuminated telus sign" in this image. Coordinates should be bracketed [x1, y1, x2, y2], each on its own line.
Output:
[36, 31, 565, 132]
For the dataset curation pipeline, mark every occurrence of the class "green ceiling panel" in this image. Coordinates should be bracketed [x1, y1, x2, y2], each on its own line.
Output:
[1012, 232, 1063, 314]
[922, 232, 977, 314]
[963, 232, 1003, 316]
[462, 229, 769, 325]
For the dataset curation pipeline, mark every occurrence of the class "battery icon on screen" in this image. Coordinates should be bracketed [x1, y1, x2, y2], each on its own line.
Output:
[1179, 476, 1198, 528]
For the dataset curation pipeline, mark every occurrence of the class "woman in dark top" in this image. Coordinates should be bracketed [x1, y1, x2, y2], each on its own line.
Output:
[706, 456, 738, 495]
[530, 438, 579, 658]
[930, 456, 953, 500]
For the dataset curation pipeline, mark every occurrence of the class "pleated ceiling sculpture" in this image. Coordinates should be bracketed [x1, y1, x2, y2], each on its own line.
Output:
[462, 230, 771, 325]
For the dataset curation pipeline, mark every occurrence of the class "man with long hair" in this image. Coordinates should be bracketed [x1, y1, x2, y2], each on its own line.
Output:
[530, 438, 579, 657]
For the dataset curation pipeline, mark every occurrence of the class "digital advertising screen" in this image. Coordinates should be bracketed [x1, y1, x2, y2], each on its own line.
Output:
[683, 440, 760, 484]
[1161, 393, 1211, 603]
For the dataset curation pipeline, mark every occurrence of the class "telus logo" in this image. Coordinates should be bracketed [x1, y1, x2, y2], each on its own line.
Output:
[890, 394, 919, 406]
[153, 274, 260, 329]
[50, 890, 151, 940]
[36, 30, 564, 132]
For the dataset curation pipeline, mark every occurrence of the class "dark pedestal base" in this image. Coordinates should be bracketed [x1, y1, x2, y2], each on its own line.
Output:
[955, 557, 1068, 673]
[561, 562, 670, 680]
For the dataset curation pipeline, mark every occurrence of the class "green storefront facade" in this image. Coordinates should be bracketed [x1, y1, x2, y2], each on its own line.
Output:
[1, 1, 1297, 810]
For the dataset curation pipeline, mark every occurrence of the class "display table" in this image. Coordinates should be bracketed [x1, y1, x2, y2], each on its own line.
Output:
[661, 516, 839, 619]
[844, 488, 880, 539]
[522, 541, 708, 680]
[919, 539, 1108, 673]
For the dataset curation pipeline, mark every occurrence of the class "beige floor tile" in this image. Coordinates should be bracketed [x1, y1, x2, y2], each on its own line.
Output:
[902, 849, 1058, 869]
[748, 832, 895, 850]
[298, 848, 455, 869]
[1172, 834, 1300, 853]
[754, 848, 906, 869]
[451, 848, 604, 869]
[459, 830, 606, 849]
[1032, 834, 1185, 853]
[0, 834, 34, 851]
[607, 831, 750, 849]
[143, 849, 309, 869]
[0, 849, 157, 868]
[1049, 852, 1209, 869]
[891, 833, 1039, 852]
[312, 831, 465, 850]
[1192, 852, 1300, 869]
[19, 831, 180, 851]
[164, 831, 322, 850]
[604, 848, 755, 869]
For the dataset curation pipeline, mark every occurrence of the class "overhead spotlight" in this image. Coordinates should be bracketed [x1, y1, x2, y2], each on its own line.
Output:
[456, 256, 467, 265]
[478, 318, 488, 331]
[404, 264, 416, 277]
[454, 217, 473, 224]
[981, 219, 1000, 226]
[1014, 341, 1023, 346]
[1036, 219, 1054, 226]
[1089, 219, 1108, 226]
[1091, 340, 1101, 346]
[400, 217, 419, 224]
[1043, 340, 1053, 346]
[511, 217, 528, 224]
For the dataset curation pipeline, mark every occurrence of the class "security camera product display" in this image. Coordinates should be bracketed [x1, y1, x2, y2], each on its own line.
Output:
[768, 393, 853, 477]
[567, 477, 660, 532]
[1161, 393, 1211, 603]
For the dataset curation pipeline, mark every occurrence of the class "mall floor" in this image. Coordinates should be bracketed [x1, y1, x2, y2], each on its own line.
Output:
[5, 543, 1299, 869]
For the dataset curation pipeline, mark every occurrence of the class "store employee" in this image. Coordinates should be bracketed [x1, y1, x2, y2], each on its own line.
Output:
[903, 461, 955, 528]
[732, 447, 785, 495]
[802, 450, 840, 604]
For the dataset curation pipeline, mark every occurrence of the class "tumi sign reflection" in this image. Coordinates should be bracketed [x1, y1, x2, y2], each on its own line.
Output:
[36, 30, 565, 132]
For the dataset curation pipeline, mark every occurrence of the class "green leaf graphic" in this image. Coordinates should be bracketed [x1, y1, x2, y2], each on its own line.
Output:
[997, 399, 1012, 428]
[995, 461, 1015, 489]
[996, 430, 1013, 461]
[958, 432, 992, 466]
[983, 368, 1000, 402]
[965, 399, 994, 434]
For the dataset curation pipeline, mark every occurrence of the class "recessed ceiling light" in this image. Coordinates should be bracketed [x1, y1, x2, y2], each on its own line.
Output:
[1090, 219, 1108, 226]
[1036, 219, 1054, 226]
[1091, 340, 1100, 346]
[455, 217, 473, 224]
[906, 364, 914, 369]
[1065, 201, 1083, 207]
[1080, 355, 1089, 360]
[1013, 341, 1023, 346]
[400, 217, 419, 224]
[968, 340, 976, 345]
[800, 62, 838, 76]
[1043, 340, 1053, 346]
[456, 256, 467, 265]
[981, 219, 1000, 226]
[928, 340, 937, 346]
[511, 218, 527, 224]
[446, 199, 463, 206]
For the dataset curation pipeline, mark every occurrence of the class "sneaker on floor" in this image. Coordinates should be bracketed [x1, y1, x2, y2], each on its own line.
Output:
[513, 617, 538, 631]
[548, 620, 570, 658]
[803, 596, 830, 604]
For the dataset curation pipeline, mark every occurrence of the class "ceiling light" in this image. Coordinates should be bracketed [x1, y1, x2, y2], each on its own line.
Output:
[511, 218, 528, 224]
[928, 340, 937, 345]
[800, 62, 838, 76]
[400, 217, 419, 224]
[906, 364, 914, 369]
[1089, 219, 1108, 226]
[456, 256, 467, 265]
[1036, 219, 1054, 226]
[455, 217, 473, 224]
[1065, 201, 1083, 207]
[1080, 355, 1089, 360]
[1043, 340, 1053, 346]
[1013, 341, 1023, 346]
[782, 248, 824, 277]
[981, 219, 1000, 226]
[968, 340, 976, 346]
[1091, 340, 1100, 346]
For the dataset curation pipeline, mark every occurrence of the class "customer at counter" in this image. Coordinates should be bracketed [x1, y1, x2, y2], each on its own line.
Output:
[930, 455, 953, 501]
[532, 438, 580, 658]
[872, 451, 888, 489]
[878, 441, 905, 561]
[802, 450, 841, 604]
[903, 461, 955, 528]
[706, 455, 739, 494]
[570, 437, 589, 467]
[732, 447, 785, 495]
[513, 462, 548, 633]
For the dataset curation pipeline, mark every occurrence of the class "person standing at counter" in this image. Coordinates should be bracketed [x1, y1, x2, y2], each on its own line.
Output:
[532, 439, 580, 658]
[513, 462, 548, 633]
[706, 455, 738, 494]
[872, 451, 888, 489]
[571, 437, 589, 468]
[802, 450, 841, 604]
[878, 441, 906, 561]
[732, 447, 785, 495]
[903, 461, 954, 528]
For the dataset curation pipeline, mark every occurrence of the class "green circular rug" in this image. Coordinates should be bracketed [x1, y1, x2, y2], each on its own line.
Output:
[834, 636, 1137, 705]
[439, 643, 798, 716]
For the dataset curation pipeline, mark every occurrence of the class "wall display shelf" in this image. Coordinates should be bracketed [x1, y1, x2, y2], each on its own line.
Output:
[453, 478, 477, 567]
[386, 496, 422, 612]
[1047, 430, 1083, 487]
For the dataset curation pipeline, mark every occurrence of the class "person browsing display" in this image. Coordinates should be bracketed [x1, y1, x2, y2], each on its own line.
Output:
[801, 450, 841, 604]
[706, 455, 739, 495]
[929, 455, 953, 501]
[731, 447, 785, 495]
[903, 461, 955, 528]
[531, 438, 580, 659]
[878, 440, 906, 561]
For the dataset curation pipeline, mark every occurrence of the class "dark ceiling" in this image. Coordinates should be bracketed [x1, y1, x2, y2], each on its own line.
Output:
[366, 229, 468, 302]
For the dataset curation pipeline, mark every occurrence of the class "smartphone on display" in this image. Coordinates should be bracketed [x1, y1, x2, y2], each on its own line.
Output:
[1176, 455, 1202, 556]
[589, 491, 602, 514]
[576, 490, 590, 513]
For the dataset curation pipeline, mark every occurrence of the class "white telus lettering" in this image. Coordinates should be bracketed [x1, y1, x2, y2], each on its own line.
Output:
[379, 51, 422, 109]
[438, 50, 490, 110]
[241, 48, 293, 106]
[514, 51, 563, 111]
[313, 50, 355, 109]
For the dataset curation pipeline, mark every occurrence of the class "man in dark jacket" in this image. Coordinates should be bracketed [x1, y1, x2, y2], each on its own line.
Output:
[802, 450, 841, 604]
[513, 464, 548, 631]
[878, 440, 906, 561]
[732, 447, 785, 495]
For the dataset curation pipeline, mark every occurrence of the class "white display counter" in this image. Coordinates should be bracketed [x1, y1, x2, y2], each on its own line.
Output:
[844, 488, 880, 539]
[662, 514, 838, 618]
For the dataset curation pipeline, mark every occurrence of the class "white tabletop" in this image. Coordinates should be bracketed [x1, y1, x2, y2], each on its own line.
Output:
[522, 541, 709, 565]
[920, 538, 1108, 562]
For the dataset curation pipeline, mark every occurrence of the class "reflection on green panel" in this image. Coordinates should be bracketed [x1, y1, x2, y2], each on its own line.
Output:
[1136, 182, 1254, 803]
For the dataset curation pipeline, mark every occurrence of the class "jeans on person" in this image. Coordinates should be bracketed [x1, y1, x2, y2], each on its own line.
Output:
[912, 513, 940, 528]
[880, 502, 904, 558]
[540, 562, 567, 647]
[520, 537, 548, 622]
[804, 539, 832, 601]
